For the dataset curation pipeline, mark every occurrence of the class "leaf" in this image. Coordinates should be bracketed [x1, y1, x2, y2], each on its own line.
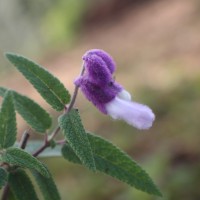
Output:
[8, 190, 17, 200]
[62, 144, 82, 165]
[32, 169, 61, 200]
[5, 53, 71, 111]
[23, 140, 62, 158]
[9, 169, 39, 200]
[0, 87, 6, 97]
[59, 109, 96, 171]
[62, 132, 162, 197]
[0, 87, 52, 133]
[12, 91, 52, 133]
[0, 167, 8, 189]
[0, 91, 17, 149]
[1, 147, 50, 177]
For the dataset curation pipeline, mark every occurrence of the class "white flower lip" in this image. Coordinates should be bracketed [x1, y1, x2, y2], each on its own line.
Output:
[117, 90, 132, 101]
[105, 90, 155, 130]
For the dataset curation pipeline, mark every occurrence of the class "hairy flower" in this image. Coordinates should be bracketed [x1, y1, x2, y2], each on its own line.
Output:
[75, 49, 155, 130]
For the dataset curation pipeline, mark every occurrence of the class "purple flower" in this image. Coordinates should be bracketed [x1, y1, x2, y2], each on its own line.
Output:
[75, 49, 155, 130]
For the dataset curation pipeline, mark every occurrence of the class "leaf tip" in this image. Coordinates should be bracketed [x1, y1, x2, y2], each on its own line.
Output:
[144, 183, 163, 197]
[154, 188, 163, 197]
[5, 52, 14, 60]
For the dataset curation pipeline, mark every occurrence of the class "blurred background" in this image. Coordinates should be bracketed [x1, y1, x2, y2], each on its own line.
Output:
[1, 0, 200, 199]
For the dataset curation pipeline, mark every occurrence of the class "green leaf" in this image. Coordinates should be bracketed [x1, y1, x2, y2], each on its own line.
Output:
[32, 169, 61, 200]
[62, 144, 82, 165]
[59, 109, 96, 171]
[0, 87, 6, 97]
[5, 53, 71, 111]
[62, 132, 162, 197]
[8, 190, 17, 200]
[23, 140, 62, 158]
[0, 167, 8, 188]
[0, 87, 52, 133]
[1, 147, 50, 177]
[9, 169, 39, 200]
[12, 91, 52, 133]
[0, 91, 17, 149]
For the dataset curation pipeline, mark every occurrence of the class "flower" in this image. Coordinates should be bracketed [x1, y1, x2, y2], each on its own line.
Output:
[74, 49, 155, 130]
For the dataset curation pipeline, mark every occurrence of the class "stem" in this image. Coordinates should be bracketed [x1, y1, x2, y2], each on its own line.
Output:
[19, 130, 30, 149]
[56, 139, 66, 145]
[1, 184, 10, 200]
[32, 142, 49, 157]
[32, 126, 61, 157]
[67, 63, 85, 112]
[32, 63, 85, 157]
[48, 127, 60, 141]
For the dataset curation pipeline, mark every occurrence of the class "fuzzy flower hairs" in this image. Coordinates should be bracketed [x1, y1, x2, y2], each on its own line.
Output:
[74, 49, 155, 130]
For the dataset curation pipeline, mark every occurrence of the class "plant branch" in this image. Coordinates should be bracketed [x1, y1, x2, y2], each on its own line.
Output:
[32, 63, 85, 158]
[19, 129, 30, 149]
[56, 139, 66, 145]
[1, 184, 10, 200]
[32, 141, 49, 157]
[1, 62, 85, 200]
[67, 63, 85, 112]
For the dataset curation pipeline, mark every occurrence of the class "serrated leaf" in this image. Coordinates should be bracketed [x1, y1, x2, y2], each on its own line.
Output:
[62, 132, 162, 197]
[32, 169, 61, 200]
[9, 169, 39, 200]
[2, 147, 50, 177]
[0, 91, 17, 149]
[23, 140, 62, 158]
[0, 87, 52, 133]
[6, 53, 71, 111]
[0, 167, 8, 188]
[59, 109, 96, 171]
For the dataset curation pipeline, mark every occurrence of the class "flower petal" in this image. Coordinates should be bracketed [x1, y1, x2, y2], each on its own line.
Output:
[83, 49, 116, 74]
[105, 97, 155, 130]
[117, 90, 132, 101]
[83, 53, 112, 86]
